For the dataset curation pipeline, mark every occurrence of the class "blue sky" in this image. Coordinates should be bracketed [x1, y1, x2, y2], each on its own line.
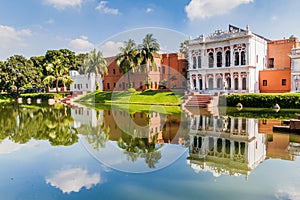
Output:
[0, 0, 299, 60]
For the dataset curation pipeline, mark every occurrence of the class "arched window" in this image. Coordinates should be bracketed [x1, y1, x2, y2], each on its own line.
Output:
[208, 78, 213, 90]
[242, 77, 246, 90]
[193, 56, 196, 69]
[225, 51, 231, 67]
[193, 79, 196, 90]
[197, 55, 201, 68]
[208, 52, 214, 68]
[234, 78, 238, 90]
[199, 79, 203, 90]
[217, 52, 222, 67]
[235, 52, 239, 66]
[226, 77, 231, 89]
[241, 51, 246, 65]
[217, 78, 223, 89]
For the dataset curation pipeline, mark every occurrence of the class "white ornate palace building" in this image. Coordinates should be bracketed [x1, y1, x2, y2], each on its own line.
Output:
[188, 25, 268, 93]
[290, 47, 300, 92]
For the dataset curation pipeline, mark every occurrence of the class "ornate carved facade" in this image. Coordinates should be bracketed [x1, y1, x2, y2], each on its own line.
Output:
[188, 25, 268, 93]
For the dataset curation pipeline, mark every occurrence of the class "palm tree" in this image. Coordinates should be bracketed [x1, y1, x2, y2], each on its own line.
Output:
[116, 39, 140, 88]
[43, 56, 73, 93]
[83, 49, 108, 90]
[179, 40, 189, 58]
[139, 34, 160, 89]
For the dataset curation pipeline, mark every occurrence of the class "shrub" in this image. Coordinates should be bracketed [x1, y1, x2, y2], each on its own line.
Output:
[226, 93, 300, 108]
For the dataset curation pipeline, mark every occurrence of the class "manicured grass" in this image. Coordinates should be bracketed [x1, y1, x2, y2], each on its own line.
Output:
[79, 102, 182, 114]
[76, 90, 184, 106]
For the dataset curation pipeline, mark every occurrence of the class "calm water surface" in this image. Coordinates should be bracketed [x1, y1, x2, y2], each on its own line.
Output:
[0, 104, 300, 200]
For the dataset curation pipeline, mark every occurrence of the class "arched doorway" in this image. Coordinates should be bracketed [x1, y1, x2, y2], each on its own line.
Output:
[217, 78, 223, 89]
[242, 77, 246, 90]
[234, 78, 238, 90]
[208, 78, 213, 90]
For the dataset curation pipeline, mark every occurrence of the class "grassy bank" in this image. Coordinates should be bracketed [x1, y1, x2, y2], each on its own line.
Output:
[76, 90, 184, 106]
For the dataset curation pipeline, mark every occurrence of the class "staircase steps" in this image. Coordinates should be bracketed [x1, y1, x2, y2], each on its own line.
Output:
[183, 94, 213, 108]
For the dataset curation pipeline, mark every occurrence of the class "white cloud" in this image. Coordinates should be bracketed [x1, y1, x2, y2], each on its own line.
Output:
[146, 8, 153, 13]
[46, 19, 55, 24]
[275, 186, 300, 200]
[44, 0, 83, 9]
[46, 168, 100, 194]
[96, 1, 120, 15]
[68, 35, 94, 54]
[0, 25, 32, 51]
[185, 0, 253, 20]
[271, 15, 278, 21]
[99, 40, 123, 57]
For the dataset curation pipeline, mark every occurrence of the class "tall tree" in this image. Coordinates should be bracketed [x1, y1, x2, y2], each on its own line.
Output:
[139, 34, 160, 89]
[5, 55, 33, 96]
[29, 56, 45, 88]
[116, 39, 140, 88]
[179, 40, 189, 58]
[0, 61, 8, 92]
[83, 49, 108, 90]
[76, 53, 88, 74]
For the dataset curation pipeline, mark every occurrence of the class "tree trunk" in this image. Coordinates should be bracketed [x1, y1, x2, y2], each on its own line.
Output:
[95, 73, 99, 90]
[127, 72, 131, 88]
[56, 79, 59, 93]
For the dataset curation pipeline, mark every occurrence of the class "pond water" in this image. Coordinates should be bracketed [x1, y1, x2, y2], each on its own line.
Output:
[0, 104, 300, 200]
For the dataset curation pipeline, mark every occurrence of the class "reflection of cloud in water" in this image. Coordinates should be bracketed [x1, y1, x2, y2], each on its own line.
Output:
[46, 168, 100, 194]
[0, 139, 38, 154]
[275, 186, 300, 200]
[187, 160, 221, 177]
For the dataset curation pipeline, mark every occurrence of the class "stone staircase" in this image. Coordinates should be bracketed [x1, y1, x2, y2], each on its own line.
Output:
[60, 91, 86, 105]
[182, 92, 213, 108]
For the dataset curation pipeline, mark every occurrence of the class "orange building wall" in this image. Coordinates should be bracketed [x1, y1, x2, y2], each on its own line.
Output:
[259, 69, 291, 93]
[259, 38, 298, 93]
[267, 38, 298, 69]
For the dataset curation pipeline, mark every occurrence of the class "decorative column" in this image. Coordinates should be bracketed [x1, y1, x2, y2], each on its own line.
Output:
[230, 45, 234, 67]
[196, 74, 200, 90]
[222, 51, 226, 68]
[195, 116, 200, 130]
[203, 73, 206, 90]
[214, 52, 217, 68]
[238, 72, 242, 92]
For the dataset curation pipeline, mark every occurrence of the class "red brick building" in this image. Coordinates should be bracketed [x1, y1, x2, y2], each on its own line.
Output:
[103, 53, 188, 91]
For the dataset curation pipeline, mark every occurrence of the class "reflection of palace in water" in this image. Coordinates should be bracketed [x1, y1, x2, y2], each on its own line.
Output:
[187, 115, 266, 179]
[71, 107, 103, 128]
[187, 113, 300, 179]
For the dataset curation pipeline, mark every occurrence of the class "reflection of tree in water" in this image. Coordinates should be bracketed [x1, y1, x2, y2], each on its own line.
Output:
[79, 121, 110, 150]
[0, 105, 78, 146]
[118, 132, 162, 168]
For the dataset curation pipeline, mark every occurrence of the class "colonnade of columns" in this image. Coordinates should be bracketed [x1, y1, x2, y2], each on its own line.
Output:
[189, 71, 248, 92]
[190, 116, 247, 135]
[189, 135, 248, 160]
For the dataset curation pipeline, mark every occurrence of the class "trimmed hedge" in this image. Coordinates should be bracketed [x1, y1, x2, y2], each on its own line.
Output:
[226, 93, 300, 108]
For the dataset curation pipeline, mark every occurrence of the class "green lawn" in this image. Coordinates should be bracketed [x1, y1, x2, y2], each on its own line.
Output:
[76, 90, 184, 106]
